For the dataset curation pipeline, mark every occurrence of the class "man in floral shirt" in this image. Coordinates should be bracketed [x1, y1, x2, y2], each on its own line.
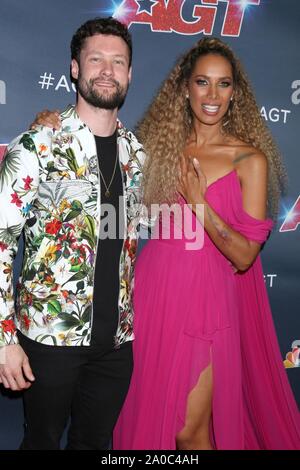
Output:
[0, 17, 146, 449]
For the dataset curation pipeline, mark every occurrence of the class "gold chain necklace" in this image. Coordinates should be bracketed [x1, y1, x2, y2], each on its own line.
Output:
[98, 149, 119, 198]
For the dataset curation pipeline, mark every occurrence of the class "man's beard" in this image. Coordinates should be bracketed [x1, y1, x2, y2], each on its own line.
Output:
[77, 73, 128, 110]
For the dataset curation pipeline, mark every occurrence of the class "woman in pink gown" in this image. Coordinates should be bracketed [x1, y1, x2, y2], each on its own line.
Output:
[113, 38, 300, 449]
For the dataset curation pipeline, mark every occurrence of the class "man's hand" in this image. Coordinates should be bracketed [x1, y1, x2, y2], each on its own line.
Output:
[30, 109, 61, 130]
[0, 344, 35, 391]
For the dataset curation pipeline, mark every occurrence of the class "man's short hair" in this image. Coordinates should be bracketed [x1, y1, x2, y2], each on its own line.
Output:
[71, 17, 132, 67]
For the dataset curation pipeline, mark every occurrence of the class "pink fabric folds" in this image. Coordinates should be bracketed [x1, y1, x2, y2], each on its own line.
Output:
[113, 169, 300, 450]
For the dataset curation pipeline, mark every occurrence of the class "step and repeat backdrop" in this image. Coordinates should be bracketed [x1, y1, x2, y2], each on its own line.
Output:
[0, 0, 299, 449]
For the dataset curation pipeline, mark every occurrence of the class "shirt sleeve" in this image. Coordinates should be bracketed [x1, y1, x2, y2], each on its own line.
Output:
[0, 132, 39, 345]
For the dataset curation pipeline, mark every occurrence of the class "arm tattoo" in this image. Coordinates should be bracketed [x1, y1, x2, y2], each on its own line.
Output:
[207, 206, 232, 244]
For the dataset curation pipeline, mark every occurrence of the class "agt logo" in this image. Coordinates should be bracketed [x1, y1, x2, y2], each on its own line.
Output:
[109, 0, 261, 36]
[280, 197, 300, 233]
[0, 80, 6, 104]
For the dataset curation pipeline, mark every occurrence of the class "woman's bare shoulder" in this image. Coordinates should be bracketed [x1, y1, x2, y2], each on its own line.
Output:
[223, 136, 265, 165]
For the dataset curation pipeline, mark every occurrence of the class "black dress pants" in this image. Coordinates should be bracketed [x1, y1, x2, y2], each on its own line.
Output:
[18, 331, 133, 450]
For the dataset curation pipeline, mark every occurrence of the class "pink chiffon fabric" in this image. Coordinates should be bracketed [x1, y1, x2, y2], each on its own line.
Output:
[113, 169, 300, 450]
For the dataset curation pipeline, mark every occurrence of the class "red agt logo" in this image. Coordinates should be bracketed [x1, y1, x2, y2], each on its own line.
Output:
[113, 0, 260, 36]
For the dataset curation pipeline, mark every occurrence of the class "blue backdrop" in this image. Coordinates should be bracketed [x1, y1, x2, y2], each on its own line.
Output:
[0, 0, 299, 449]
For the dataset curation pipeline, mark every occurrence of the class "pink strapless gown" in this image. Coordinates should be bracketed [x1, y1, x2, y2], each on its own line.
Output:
[114, 169, 300, 450]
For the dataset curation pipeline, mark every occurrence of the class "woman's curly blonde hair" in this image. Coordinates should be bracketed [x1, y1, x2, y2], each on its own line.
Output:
[138, 37, 286, 220]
